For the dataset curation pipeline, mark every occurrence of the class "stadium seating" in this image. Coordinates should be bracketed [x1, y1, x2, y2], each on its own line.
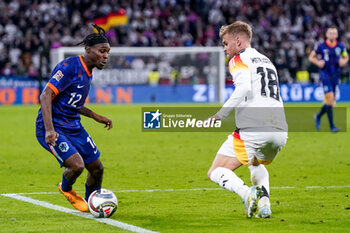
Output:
[0, 0, 349, 83]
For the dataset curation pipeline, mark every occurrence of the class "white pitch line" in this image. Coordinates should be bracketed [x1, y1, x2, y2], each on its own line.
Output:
[0, 187, 290, 196]
[1, 185, 349, 196]
[306, 185, 350, 189]
[1, 193, 158, 233]
[116, 187, 223, 193]
[270, 186, 296, 189]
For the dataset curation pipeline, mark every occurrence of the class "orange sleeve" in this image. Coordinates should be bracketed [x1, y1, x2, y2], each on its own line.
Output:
[47, 82, 59, 95]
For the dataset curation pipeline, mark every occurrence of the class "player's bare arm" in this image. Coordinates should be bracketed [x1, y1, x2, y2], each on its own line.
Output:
[308, 50, 325, 68]
[79, 106, 113, 130]
[39, 85, 59, 146]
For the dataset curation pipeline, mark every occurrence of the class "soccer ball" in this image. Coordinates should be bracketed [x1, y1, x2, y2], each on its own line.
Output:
[88, 189, 118, 218]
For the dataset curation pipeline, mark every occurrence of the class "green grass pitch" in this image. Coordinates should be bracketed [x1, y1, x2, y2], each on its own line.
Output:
[0, 103, 349, 233]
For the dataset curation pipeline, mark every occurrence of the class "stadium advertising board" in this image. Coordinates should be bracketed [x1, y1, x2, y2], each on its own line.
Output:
[0, 76, 40, 105]
[0, 76, 350, 105]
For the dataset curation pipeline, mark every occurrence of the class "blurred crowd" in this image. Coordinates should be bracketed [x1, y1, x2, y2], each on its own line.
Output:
[1, 0, 350, 83]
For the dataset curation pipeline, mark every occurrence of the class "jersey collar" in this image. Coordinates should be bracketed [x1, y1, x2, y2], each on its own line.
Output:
[78, 55, 92, 77]
[238, 49, 246, 55]
[325, 39, 338, 48]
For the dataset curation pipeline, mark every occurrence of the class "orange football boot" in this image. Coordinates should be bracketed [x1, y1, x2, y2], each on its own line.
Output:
[59, 183, 89, 212]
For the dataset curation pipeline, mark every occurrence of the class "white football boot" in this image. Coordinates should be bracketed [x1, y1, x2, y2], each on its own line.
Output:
[255, 203, 272, 218]
[244, 185, 262, 218]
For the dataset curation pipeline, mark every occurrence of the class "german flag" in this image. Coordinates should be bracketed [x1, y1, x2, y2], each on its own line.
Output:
[93, 9, 128, 31]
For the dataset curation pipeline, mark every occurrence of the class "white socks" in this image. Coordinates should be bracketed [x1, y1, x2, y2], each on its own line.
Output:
[249, 164, 269, 193]
[210, 165, 271, 207]
[210, 167, 249, 199]
[248, 164, 270, 207]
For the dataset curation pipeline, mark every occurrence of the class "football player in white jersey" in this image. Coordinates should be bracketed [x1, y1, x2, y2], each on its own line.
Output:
[207, 21, 288, 218]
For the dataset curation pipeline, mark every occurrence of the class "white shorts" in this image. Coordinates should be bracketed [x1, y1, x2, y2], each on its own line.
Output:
[217, 130, 288, 165]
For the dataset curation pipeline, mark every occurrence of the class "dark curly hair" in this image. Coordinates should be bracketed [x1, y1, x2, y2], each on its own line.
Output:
[76, 24, 110, 47]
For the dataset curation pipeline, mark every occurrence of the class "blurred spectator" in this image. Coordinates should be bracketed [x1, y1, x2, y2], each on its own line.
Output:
[148, 68, 160, 102]
[0, 0, 349, 84]
[1, 62, 15, 76]
[148, 68, 160, 86]
[16, 59, 27, 76]
[27, 63, 39, 78]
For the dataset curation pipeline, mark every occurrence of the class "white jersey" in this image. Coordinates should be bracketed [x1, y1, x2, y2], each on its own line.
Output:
[216, 48, 287, 131]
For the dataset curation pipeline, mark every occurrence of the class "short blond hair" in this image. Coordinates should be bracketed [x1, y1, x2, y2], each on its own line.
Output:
[219, 21, 252, 40]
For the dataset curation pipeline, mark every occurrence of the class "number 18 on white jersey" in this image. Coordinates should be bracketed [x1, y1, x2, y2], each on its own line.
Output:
[217, 48, 287, 131]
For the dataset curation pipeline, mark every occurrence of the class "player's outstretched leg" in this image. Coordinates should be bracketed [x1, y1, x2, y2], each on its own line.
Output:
[210, 167, 260, 218]
[314, 114, 321, 131]
[315, 104, 329, 131]
[58, 153, 88, 212]
[326, 105, 339, 132]
[255, 184, 272, 218]
[249, 164, 271, 218]
[85, 159, 104, 202]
